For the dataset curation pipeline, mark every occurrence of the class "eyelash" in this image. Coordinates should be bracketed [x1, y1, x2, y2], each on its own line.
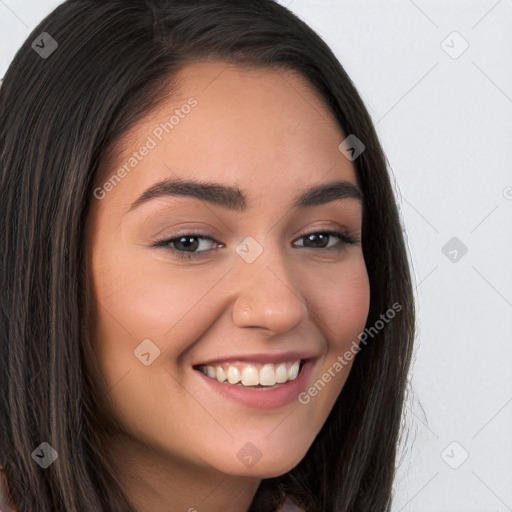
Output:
[152, 229, 360, 260]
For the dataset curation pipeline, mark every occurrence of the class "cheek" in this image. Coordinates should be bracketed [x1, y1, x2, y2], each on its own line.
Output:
[307, 258, 370, 350]
[287, 259, 369, 448]
[88, 243, 241, 415]
[90, 241, 227, 345]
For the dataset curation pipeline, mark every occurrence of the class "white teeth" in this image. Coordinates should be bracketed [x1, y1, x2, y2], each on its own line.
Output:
[199, 360, 302, 387]
[259, 364, 276, 386]
[227, 366, 241, 384]
[275, 363, 287, 383]
[216, 366, 226, 382]
[241, 365, 259, 386]
[289, 361, 300, 380]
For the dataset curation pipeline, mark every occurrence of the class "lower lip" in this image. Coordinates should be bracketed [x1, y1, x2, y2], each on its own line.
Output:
[194, 360, 315, 410]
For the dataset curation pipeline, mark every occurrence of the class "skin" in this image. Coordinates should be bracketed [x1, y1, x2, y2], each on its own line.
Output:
[85, 61, 370, 512]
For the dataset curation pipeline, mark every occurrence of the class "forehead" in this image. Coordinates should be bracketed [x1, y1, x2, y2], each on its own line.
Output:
[98, 61, 358, 212]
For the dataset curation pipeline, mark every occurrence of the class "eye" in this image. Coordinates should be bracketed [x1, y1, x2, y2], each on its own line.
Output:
[152, 232, 222, 260]
[293, 229, 358, 251]
[152, 229, 359, 260]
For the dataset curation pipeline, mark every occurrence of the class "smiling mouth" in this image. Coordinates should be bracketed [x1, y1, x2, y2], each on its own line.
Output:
[193, 360, 306, 388]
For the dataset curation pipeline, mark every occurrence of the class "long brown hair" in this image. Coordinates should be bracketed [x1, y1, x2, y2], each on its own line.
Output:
[0, 1, 415, 510]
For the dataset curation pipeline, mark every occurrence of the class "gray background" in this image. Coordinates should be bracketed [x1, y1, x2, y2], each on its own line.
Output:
[1, 1, 511, 510]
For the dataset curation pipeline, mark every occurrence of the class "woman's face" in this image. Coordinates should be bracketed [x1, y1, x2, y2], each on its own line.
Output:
[86, 61, 370, 479]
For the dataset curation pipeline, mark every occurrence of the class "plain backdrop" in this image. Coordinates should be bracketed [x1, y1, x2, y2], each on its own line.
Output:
[1, 1, 511, 511]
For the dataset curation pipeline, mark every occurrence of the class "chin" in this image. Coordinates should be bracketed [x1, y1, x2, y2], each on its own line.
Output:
[220, 457, 304, 479]
[208, 438, 312, 478]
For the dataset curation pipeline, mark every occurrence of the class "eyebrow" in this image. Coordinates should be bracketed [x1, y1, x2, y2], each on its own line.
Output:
[127, 177, 362, 213]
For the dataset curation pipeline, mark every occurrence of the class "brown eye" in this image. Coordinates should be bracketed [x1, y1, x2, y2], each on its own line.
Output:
[293, 230, 357, 251]
[173, 236, 201, 252]
[153, 233, 221, 260]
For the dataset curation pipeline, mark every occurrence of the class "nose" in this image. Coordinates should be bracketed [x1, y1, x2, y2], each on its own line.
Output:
[231, 242, 308, 333]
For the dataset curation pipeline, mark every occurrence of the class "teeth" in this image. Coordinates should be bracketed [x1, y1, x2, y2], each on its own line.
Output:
[216, 366, 226, 382]
[289, 361, 300, 380]
[259, 364, 276, 386]
[227, 366, 241, 384]
[241, 366, 259, 386]
[198, 360, 302, 387]
[275, 363, 287, 383]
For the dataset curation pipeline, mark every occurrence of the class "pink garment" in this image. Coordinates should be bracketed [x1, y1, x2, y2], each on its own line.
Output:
[277, 495, 306, 511]
[0, 469, 17, 512]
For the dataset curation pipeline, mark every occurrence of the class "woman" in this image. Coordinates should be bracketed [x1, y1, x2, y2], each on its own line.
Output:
[0, 1, 415, 511]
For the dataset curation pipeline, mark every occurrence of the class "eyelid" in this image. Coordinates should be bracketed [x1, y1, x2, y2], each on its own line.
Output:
[151, 227, 360, 260]
[294, 227, 360, 246]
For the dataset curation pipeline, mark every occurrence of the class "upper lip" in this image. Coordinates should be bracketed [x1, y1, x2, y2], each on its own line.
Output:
[194, 350, 318, 367]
